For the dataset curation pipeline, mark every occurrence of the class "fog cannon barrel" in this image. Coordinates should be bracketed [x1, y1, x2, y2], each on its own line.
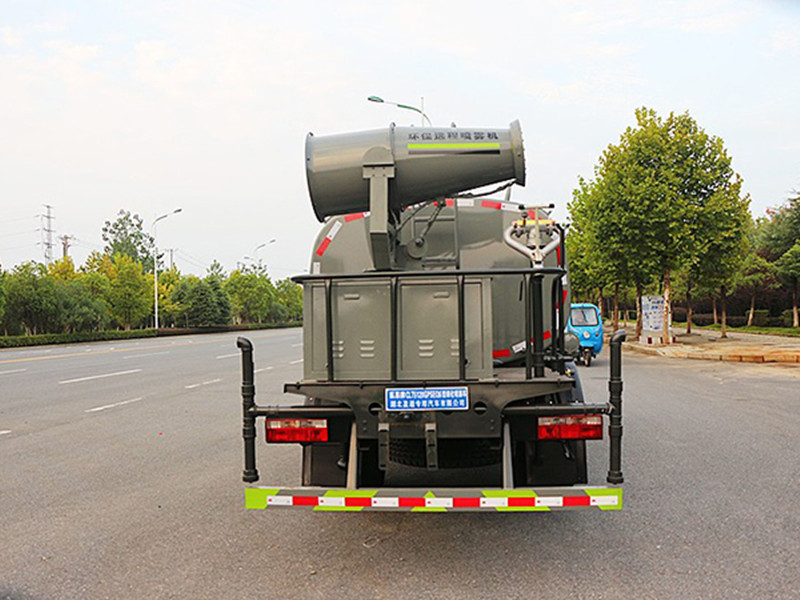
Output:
[305, 120, 526, 221]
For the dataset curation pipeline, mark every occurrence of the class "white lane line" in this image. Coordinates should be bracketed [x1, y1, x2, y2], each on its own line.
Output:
[123, 351, 171, 360]
[291, 343, 303, 347]
[0, 368, 27, 375]
[289, 359, 303, 365]
[216, 353, 239, 359]
[0, 430, 11, 436]
[59, 369, 142, 385]
[255, 366, 274, 373]
[85, 397, 143, 413]
[185, 378, 222, 390]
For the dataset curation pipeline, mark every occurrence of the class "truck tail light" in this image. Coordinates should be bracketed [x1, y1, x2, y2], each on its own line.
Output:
[265, 419, 328, 443]
[538, 414, 603, 440]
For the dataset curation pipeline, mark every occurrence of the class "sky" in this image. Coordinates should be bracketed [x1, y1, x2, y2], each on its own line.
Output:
[1, 0, 799, 277]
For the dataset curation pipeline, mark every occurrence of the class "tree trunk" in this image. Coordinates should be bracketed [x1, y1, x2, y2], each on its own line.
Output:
[793, 279, 799, 328]
[597, 288, 605, 322]
[663, 268, 672, 344]
[635, 282, 643, 338]
[686, 279, 693, 335]
[747, 294, 755, 327]
[612, 283, 620, 332]
[712, 298, 718, 325]
[720, 286, 728, 339]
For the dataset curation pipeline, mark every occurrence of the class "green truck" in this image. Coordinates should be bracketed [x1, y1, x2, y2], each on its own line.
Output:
[237, 120, 626, 512]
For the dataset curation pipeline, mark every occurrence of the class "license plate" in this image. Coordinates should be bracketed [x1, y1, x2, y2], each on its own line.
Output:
[385, 387, 469, 411]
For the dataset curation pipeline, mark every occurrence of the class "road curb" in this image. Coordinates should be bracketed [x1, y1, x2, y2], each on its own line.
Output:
[622, 342, 800, 365]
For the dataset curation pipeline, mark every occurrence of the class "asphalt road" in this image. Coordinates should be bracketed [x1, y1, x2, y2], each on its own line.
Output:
[1, 329, 799, 599]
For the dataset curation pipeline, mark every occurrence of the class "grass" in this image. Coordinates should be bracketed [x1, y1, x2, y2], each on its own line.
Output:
[685, 324, 800, 338]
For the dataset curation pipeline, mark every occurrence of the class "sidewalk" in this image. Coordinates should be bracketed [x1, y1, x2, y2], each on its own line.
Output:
[620, 325, 800, 364]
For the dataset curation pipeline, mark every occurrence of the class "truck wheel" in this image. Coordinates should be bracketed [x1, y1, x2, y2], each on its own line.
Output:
[582, 348, 592, 367]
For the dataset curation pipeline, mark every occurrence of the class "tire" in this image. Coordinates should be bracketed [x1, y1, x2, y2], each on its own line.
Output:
[582, 348, 592, 367]
[389, 438, 501, 468]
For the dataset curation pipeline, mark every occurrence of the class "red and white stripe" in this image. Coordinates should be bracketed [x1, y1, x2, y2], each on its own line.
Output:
[315, 220, 343, 257]
[262, 493, 618, 509]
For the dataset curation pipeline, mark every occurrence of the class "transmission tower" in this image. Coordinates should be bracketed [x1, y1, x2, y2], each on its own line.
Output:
[40, 204, 55, 265]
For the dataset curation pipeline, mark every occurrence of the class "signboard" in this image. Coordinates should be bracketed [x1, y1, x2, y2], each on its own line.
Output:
[641, 295, 671, 343]
[385, 387, 469, 411]
[641, 295, 665, 331]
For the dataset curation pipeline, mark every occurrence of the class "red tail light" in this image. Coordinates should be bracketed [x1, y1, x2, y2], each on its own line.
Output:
[538, 414, 603, 440]
[265, 418, 328, 443]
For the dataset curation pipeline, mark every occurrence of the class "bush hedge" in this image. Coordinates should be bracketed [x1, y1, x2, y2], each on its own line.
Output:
[0, 329, 157, 348]
[0, 322, 301, 348]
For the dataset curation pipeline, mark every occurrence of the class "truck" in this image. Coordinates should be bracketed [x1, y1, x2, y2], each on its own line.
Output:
[237, 120, 627, 512]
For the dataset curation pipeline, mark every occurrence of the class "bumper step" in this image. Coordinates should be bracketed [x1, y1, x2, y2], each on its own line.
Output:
[245, 486, 622, 512]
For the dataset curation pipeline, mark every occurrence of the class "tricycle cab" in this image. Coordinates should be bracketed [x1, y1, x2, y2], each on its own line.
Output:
[567, 303, 603, 365]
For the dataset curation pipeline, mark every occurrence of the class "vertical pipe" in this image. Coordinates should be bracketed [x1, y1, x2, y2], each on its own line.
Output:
[550, 276, 559, 356]
[390, 277, 398, 381]
[524, 274, 532, 380]
[325, 278, 334, 381]
[457, 275, 466, 380]
[532, 275, 545, 378]
[237, 337, 259, 483]
[607, 329, 627, 484]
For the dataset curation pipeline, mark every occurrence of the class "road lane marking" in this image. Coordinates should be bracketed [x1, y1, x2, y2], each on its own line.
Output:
[216, 353, 239, 359]
[289, 359, 303, 364]
[255, 366, 274, 373]
[186, 378, 223, 389]
[123, 351, 171, 360]
[0, 369, 27, 375]
[59, 369, 142, 385]
[85, 397, 143, 413]
[291, 343, 303, 347]
[0, 430, 11, 436]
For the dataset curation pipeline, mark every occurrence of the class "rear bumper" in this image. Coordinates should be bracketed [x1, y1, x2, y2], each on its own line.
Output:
[245, 486, 622, 512]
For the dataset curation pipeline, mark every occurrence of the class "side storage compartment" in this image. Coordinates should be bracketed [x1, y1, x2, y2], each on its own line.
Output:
[303, 276, 492, 381]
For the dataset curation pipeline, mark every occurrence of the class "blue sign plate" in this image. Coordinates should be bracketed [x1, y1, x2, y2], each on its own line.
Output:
[385, 387, 469, 412]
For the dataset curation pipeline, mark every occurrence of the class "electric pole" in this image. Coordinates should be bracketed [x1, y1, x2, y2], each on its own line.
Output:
[40, 204, 55, 265]
[59, 234, 75, 259]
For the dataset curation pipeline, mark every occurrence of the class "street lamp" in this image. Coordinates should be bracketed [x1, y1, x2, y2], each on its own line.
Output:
[252, 238, 276, 258]
[367, 95, 432, 127]
[152, 208, 182, 330]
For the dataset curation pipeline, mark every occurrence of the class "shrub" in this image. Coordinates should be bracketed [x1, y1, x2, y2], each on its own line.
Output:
[751, 309, 770, 327]
[0, 329, 157, 348]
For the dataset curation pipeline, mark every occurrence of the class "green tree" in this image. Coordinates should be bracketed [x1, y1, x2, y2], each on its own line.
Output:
[102, 210, 157, 272]
[108, 254, 151, 330]
[276, 279, 303, 322]
[3, 262, 62, 335]
[737, 252, 777, 326]
[570, 107, 749, 340]
[0, 267, 6, 329]
[224, 268, 276, 324]
[776, 242, 800, 327]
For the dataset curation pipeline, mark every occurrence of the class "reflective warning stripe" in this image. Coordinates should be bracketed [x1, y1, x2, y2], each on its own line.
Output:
[315, 220, 344, 256]
[344, 212, 366, 222]
[245, 487, 622, 512]
[494, 331, 553, 359]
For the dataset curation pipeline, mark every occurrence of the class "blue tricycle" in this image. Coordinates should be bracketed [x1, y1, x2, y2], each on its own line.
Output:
[567, 303, 603, 366]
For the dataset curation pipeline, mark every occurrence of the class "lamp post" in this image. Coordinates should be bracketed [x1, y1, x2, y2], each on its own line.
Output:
[152, 208, 182, 330]
[249, 238, 276, 270]
[367, 95, 432, 126]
